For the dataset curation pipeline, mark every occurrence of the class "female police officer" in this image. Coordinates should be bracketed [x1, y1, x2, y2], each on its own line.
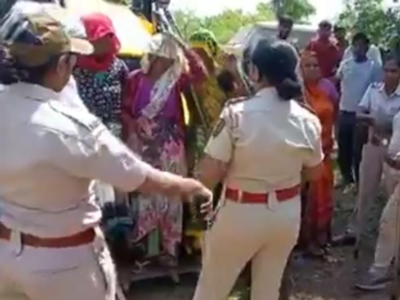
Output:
[0, 9, 211, 300]
[192, 39, 324, 300]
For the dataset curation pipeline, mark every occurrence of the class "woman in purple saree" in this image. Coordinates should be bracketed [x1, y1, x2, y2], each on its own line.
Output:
[121, 33, 206, 270]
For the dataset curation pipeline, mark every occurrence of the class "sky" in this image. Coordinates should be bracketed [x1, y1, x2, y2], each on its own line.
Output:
[169, 0, 394, 25]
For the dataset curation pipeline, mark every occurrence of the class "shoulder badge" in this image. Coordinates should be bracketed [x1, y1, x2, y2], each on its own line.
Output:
[49, 101, 103, 133]
[371, 82, 383, 90]
[298, 99, 317, 115]
[225, 96, 248, 107]
[212, 118, 226, 137]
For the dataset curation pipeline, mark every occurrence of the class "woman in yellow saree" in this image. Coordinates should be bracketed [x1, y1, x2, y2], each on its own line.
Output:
[184, 30, 247, 254]
[188, 29, 227, 131]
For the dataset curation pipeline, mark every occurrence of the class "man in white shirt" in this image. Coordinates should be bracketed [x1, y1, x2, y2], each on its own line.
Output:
[343, 44, 383, 66]
[336, 32, 382, 188]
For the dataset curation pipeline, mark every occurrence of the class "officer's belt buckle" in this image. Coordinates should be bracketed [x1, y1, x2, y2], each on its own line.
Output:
[237, 190, 243, 203]
[264, 192, 270, 204]
[10, 230, 23, 257]
[268, 191, 280, 211]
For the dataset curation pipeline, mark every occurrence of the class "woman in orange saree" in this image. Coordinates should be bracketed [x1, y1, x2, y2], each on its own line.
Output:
[299, 51, 337, 258]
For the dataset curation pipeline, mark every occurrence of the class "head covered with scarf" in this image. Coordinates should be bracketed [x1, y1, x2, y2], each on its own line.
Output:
[189, 29, 220, 58]
[77, 13, 120, 72]
[139, 33, 187, 119]
[189, 28, 222, 73]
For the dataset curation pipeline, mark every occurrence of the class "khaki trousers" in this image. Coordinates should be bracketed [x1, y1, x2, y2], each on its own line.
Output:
[193, 195, 301, 300]
[348, 144, 389, 233]
[0, 228, 116, 300]
[370, 167, 400, 276]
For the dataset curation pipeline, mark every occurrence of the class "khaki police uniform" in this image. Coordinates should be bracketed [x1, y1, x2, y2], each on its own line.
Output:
[0, 82, 152, 300]
[193, 87, 324, 300]
[366, 111, 400, 278]
[348, 83, 400, 236]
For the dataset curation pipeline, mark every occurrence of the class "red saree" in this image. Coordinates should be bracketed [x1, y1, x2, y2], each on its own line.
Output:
[299, 81, 335, 248]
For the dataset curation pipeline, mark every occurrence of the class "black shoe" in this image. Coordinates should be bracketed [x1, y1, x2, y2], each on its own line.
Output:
[331, 233, 356, 247]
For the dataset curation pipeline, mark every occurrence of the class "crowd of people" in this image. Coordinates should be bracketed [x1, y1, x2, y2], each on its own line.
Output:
[284, 17, 400, 292]
[278, 17, 400, 292]
[1, 1, 400, 300]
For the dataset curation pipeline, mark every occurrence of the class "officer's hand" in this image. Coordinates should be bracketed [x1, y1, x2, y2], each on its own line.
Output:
[386, 155, 400, 170]
[179, 178, 213, 201]
[370, 133, 381, 146]
[358, 114, 374, 126]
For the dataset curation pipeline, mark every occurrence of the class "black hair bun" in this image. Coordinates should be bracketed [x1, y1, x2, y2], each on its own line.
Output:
[250, 38, 301, 102]
[276, 77, 302, 101]
[216, 69, 235, 94]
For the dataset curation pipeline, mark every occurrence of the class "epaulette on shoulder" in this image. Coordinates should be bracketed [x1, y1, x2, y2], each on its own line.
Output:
[298, 100, 317, 115]
[49, 101, 103, 132]
[370, 82, 383, 89]
[225, 96, 249, 107]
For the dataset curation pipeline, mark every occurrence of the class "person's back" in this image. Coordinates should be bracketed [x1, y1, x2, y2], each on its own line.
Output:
[223, 88, 321, 193]
[193, 39, 323, 300]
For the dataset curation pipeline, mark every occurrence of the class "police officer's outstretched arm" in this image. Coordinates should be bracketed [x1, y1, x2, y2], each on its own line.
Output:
[43, 120, 212, 201]
[0, 10, 210, 202]
[138, 168, 211, 199]
[197, 107, 234, 189]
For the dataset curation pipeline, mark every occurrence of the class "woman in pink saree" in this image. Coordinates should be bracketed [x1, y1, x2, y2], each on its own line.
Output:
[121, 33, 206, 270]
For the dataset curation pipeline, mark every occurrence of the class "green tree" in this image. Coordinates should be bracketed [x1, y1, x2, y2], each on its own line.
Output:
[337, 0, 400, 53]
[271, 0, 315, 22]
[173, 10, 203, 39]
[337, 0, 391, 45]
[174, 3, 274, 43]
[385, 7, 400, 54]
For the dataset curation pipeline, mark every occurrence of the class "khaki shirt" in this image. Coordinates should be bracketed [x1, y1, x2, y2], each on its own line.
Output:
[0, 83, 151, 237]
[389, 112, 400, 158]
[359, 83, 400, 124]
[205, 88, 324, 193]
[359, 83, 400, 143]
[59, 77, 89, 112]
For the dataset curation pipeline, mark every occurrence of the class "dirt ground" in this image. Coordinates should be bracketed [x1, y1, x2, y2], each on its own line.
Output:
[127, 187, 392, 300]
